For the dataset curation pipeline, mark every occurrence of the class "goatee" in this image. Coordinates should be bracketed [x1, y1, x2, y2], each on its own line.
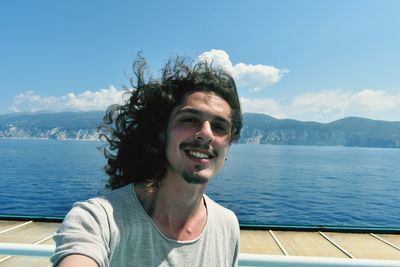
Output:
[182, 169, 208, 184]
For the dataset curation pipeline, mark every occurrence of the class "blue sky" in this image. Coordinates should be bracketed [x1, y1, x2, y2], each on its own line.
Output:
[1, 0, 400, 122]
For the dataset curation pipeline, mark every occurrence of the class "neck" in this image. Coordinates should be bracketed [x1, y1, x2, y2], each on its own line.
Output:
[135, 176, 208, 241]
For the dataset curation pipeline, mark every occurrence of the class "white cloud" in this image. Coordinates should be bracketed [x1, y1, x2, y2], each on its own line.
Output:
[197, 49, 234, 72]
[349, 89, 399, 111]
[289, 90, 351, 122]
[10, 84, 400, 123]
[11, 86, 126, 113]
[197, 49, 399, 122]
[241, 89, 400, 122]
[240, 97, 287, 119]
[198, 49, 287, 92]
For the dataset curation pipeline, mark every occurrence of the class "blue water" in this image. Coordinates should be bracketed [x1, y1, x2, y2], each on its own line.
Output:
[0, 139, 399, 228]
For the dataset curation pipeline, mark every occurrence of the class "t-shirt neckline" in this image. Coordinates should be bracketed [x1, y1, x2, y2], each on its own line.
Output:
[130, 183, 209, 244]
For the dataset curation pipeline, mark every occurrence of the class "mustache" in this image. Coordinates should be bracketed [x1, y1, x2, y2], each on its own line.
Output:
[180, 141, 218, 157]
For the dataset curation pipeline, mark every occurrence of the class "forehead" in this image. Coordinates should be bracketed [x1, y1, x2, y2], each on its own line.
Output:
[173, 91, 232, 120]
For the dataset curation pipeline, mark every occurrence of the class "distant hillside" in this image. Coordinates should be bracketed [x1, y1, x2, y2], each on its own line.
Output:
[241, 113, 400, 148]
[0, 111, 103, 140]
[0, 111, 399, 148]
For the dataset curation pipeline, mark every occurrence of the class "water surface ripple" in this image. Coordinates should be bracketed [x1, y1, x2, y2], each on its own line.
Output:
[1, 139, 399, 227]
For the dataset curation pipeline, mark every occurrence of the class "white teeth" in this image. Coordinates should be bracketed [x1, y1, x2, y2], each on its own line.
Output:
[187, 151, 210, 159]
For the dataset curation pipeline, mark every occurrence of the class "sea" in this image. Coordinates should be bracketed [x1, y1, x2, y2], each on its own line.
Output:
[0, 138, 399, 228]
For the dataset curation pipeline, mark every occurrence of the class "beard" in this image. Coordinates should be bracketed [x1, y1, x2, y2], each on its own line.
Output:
[181, 165, 209, 184]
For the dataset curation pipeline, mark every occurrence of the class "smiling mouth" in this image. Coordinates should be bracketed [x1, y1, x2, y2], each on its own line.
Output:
[181, 141, 217, 161]
[186, 150, 212, 159]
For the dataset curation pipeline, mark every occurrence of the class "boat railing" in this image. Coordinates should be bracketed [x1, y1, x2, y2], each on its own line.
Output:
[1, 243, 400, 267]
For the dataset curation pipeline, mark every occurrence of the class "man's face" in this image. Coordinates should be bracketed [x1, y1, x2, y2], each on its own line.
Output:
[165, 91, 232, 184]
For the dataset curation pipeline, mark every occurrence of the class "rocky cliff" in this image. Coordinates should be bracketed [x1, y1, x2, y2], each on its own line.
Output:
[1, 111, 399, 148]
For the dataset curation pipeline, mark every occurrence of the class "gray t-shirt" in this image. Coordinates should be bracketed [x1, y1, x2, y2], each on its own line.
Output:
[51, 184, 240, 267]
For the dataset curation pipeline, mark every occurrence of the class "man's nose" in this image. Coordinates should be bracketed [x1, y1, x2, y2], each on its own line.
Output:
[194, 121, 214, 143]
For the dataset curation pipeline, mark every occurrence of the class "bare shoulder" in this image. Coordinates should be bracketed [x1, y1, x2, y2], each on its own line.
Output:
[57, 254, 98, 267]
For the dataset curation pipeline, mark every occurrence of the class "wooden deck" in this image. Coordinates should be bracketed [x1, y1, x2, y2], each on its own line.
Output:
[0, 220, 400, 266]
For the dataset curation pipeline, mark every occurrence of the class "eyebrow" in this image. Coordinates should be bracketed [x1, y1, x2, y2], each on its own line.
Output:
[176, 108, 232, 125]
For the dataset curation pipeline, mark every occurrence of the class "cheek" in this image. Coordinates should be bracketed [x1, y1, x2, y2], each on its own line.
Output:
[215, 140, 229, 159]
[166, 126, 183, 144]
[165, 128, 189, 155]
[216, 136, 230, 149]
[169, 124, 192, 138]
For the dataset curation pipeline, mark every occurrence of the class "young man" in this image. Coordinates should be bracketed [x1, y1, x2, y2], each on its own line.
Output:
[51, 56, 243, 267]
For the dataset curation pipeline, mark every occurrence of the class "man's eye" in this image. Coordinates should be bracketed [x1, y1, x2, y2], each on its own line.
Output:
[181, 117, 198, 123]
[212, 123, 229, 133]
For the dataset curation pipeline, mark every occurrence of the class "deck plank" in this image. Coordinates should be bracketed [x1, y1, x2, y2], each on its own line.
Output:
[375, 234, 400, 249]
[324, 232, 400, 260]
[0, 222, 59, 244]
[240, 230, 283, 255]
[0, 223, 56, 267]
[272, 230, 349, 257]
[1, 220, 400, 263]
[0, 221, 30, 234]
[41, 238, 55, 245]
[0, 256, 51, 267]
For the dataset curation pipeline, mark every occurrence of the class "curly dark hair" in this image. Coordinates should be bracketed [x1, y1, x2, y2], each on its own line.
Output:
[99, 55, 242, 190]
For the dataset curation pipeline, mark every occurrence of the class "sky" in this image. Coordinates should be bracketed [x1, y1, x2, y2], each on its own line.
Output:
[1, 0, 400, 122]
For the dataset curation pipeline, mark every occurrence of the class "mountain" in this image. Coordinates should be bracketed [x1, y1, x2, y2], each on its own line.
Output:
[241, 113, 400, 148]
[0, 111, 103, 140]
[0, 111, 399, 148]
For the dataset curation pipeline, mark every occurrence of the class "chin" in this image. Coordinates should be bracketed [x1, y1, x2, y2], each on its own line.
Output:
[182, 171, 210, 185]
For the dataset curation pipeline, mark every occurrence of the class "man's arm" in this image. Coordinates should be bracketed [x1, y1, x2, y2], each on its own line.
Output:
[52, 200, 110, 267]
[57, 254, 98, 267]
